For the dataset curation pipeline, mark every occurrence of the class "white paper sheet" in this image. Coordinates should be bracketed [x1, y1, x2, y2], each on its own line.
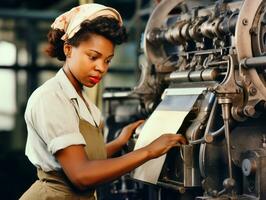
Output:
[133, 92, 203, 184]
[133, 110, 188, 184]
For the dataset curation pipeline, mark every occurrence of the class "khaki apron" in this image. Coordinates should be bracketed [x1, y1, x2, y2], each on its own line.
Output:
[20, 118, 107, 200]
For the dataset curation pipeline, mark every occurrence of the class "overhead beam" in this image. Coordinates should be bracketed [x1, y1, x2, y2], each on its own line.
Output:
[0, 9, 61, 21]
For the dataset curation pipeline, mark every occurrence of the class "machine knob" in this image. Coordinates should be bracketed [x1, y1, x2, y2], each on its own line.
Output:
[241, 158, 256, 176]
[223, 178, 235, 190]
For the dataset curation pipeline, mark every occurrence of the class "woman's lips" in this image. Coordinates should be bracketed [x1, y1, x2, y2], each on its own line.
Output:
[89, 76, 101, 84]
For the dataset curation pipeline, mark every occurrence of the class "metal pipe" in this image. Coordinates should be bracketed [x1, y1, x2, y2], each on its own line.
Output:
[189, 97, 224, 145]
[189, 126, 225, 145]
[241, 56, 266, 69]
[218, 97, 233, 179]
[169, 70, 190, 82]
[167, 68, 220, 83]
[201, 68, 220, 81]
[224, 108, 233, 178]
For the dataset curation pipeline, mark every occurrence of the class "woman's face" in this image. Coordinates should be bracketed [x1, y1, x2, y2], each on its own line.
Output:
[64, 33, 115, 88]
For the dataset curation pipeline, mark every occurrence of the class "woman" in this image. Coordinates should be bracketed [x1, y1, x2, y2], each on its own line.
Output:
[20, 3, 186, 200]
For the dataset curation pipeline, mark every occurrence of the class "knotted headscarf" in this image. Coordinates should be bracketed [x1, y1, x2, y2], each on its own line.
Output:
[51, 3, 123, 41]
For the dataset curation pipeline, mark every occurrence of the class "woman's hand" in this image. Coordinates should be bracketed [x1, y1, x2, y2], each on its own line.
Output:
[117, 120, 144, 146]
[106, 120, 144, 157]
[144, 134, 187, 159]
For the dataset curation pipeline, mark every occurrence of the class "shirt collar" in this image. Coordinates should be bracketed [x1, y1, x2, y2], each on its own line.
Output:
[56, 68, 79, 100]
[55, 68, 101, 126]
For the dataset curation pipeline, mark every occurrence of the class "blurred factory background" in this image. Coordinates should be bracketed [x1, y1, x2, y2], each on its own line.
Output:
[0, 0, 152, 199]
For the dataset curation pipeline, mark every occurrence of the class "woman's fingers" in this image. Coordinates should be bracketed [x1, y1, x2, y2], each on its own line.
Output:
[145, 133, 187, 159]
[133, 120, 145, 128]
[127, 120, 145, 131]
[165, 133, 187, 145]
[176, 134, 187, 144]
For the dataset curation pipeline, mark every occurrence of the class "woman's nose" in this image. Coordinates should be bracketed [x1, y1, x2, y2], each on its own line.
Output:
[95, 62, 107, 73]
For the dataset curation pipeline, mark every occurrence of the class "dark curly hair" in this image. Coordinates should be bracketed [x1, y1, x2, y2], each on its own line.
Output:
[45, 16, 127, 61]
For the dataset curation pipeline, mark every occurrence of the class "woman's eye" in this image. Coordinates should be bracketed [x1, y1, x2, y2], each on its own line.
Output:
[106, 59, 112, 64]
[88, 55, 97, 61]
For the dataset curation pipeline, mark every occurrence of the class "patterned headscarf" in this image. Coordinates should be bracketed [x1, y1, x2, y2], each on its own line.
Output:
[51, 3, 123, 41]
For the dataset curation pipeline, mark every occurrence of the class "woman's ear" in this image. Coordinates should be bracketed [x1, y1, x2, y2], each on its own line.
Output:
[63, 43, 72, 58]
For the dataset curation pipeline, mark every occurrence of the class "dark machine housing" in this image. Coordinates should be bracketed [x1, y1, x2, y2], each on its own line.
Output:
[105, 0, 266, 199]
[134, 0, 266, 199]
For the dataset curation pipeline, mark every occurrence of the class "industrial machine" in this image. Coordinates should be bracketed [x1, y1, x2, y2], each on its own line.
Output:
[127, 0, 266, 199]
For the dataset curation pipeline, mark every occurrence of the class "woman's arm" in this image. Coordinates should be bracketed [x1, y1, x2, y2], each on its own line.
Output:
[55, 133, 186, 190]
[56, 144, 149, 190]
[105, 139, 123, 158]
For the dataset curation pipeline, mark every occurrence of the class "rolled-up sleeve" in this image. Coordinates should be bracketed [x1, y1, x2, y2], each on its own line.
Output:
[31, 91, 86, 154]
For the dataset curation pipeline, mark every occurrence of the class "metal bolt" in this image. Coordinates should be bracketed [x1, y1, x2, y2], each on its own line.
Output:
[242, 18, 248, 25]
[243, 105, 256, 117]
[223, 178, 236, 189]
[205, 134, 214, 143]
[249, 87, 257, 96]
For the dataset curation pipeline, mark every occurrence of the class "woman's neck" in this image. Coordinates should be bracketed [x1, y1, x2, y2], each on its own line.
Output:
[62, 65, 83, 96]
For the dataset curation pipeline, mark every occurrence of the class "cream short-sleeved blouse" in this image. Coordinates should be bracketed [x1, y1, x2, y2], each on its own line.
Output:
[24, 69, 102, 172]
